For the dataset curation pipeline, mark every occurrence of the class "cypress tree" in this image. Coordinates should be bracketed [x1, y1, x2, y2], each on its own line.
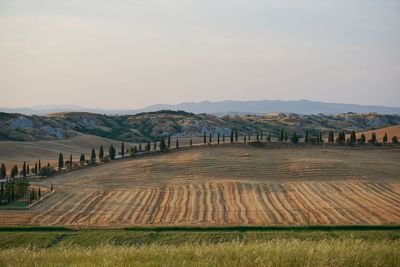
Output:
[217, 132, 220, 144]
[27, 164, 30, 174]
[14, 165, 18, 178]
[209, 133, 212, 143]
[160, 138, 166, 151]
[291, 132, 299, 144]
[190, 138, 193, 147]
[34, 163, 38, 174]
[22, 162, 27, 177]
[38, 187, 41, 199]
[58, 153, 64, 170]
[235, 130, 238, 142]
[350, 130, 356, 143]
[38, 159, 41, 171]
[147, 141, 151, 152]
[99, 145, 104, 161]
[371, 132, 377, 144]
[91, 148, 96, 164]
[279, 128, 284, 142]
[360, 133, 366, 144]
[109, 145, 116, 160]
[223, 134, 225, 142]
[260, 130, 263, 140]
[139, 144, 142, 152]
[256, 132, 259, 141]
[305, 130, 309, 143]
[244, 135, 246, 142]
[230, 130, 234, 143]
[80, 154, 85, 165]
[248, 134, 251, 141]
[204, 132, 207, 144]
[383, 132, 388, 144]
[168, 136, 171, 148]
[319, 131, 323, 143]
[284, 131, 288, 142]
[121, 142, 125, 157]
[328, 131, 334, 143]
[154, 141, 157, 151]
[69, 154, 72, 169]
[0, 164, 6, 179]
[176, 138, 179, 149]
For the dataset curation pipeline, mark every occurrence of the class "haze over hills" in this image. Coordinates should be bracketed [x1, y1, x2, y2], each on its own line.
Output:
[1, 99, 400, 116]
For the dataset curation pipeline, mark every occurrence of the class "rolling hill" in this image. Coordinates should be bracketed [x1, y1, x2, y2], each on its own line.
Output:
[1, 111, 400, 143]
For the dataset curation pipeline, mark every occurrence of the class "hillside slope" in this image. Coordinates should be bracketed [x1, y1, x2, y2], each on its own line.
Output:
[1, 111, 400, 142]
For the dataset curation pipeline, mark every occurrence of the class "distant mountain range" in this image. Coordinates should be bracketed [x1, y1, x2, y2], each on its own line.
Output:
[1, 100, 400, 116]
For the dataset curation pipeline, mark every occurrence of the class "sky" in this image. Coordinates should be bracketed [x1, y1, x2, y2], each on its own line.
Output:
[0, 0, 399, 109]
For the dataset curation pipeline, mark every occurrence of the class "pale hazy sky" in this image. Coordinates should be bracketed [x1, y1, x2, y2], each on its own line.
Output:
[0, 0, 399, 109]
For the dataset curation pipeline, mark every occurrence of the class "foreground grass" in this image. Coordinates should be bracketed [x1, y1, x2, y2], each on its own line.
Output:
[0, 228, 399, 266]
[0, 239, 399, 267]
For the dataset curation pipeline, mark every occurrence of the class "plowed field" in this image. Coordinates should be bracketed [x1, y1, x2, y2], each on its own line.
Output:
[1, 146, 399, 227]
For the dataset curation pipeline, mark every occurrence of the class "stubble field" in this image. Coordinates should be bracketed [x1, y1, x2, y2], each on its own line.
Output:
[1, 145, 399, 227]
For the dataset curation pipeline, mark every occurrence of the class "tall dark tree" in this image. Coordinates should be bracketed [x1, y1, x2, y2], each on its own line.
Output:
[34, 163, 38, 174]
[235, 130, 238, 142]
[383, 132, 388, 144]
[256, 132, 259, 141]
[328, 131, 334, 143]
[91, 148, 96, 164]
[147, 141, 151, 152]
[99, 145, 104, 161]
[204, 132, 207, 144]
[222, 134, 225, 142]
[284, 131, 288, 142]
[230, 129, 234, 143]
[80, 154, 85, 165]
[69, 154, 72, 169]
[160, 138, 167, 151]
[319, 131, 323, 143]
[371, 132, 377, 144]
[291, 132, 299, 144]
[350, 130, 356, 143]
[38, 159, 41, 171]
[260, 130, 263, 140]
[27, 164, 30, 174]
[109, 145, 116, 160]
[168, 136, 171, 148]
[121, 142, 125, 157]
[305, 130, 309, 143]
[22, 162, 27, 177]
[190, 138, 193, 147]
[154, 141, 157, 151]
[0, 163, 6, 179]
[360, 133, 366, 144]
[58, 153, 64, 170]
[209, 133, 212, 143]
[279, 128, 284, 142]
[11, 165, 18, 178]
[217, 132, 220, 144]
[244, 135, 246, 142]
[176, 138, 179, 149]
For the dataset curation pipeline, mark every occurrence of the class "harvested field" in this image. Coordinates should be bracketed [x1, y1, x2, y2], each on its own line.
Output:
[0, 146, 399, 227]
